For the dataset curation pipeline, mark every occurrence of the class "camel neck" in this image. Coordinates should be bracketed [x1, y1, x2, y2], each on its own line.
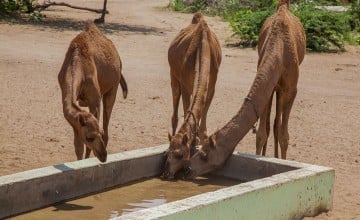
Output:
[62, 95, 82, 126]
[213, 58, 280, 153]
[61, 53, 84, 125]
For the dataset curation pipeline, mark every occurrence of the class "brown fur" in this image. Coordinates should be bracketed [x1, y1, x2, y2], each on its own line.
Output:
[187, 0, 306, 178]
[163, 12, 222, 179]
[255, 2, 305, 159]
[58, 21, 128, 162]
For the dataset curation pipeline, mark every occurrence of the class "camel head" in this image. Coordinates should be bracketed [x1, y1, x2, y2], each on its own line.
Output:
[77, 112, 107, 162]
[185, 134, 227, 179]
[162, 132, 198, 179]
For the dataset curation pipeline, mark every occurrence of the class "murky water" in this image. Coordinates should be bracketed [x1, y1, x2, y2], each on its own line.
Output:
[11, 175, 241, 220]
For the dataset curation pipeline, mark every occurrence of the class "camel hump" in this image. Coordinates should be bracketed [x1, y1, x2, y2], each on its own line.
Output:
[184, 18, 209, 61]
[84, 20, 96, 31]
[192, 12, 205, 24]
[84, 20, 102, 35]
[277, 0, 290, 9]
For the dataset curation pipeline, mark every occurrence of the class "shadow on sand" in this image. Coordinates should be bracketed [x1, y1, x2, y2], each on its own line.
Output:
[1, 16, 166, 35]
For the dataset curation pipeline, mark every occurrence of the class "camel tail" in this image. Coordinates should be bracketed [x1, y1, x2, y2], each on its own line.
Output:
[277, 0, 290, 9]
[119, 73, 128, 99]
[188, 21, 211, 112]
[198, 22, 211, 83]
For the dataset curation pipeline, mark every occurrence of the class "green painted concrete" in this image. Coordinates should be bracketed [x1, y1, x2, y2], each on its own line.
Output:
[0, 144, 334, 220]
[119, 164, 334, 220]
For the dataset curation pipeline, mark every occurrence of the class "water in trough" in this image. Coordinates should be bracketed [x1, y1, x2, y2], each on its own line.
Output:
[12, 175, 242, 219]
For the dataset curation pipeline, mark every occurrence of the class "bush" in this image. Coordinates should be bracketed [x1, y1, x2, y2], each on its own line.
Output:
[169, 0, 186, 11]
[0, 0, 36, 18]
[170, 0, 223, 15]
[292, 1, 352, 52]
[228, 8, 274, 47]
[348, 2, 360, 31]
[169, 0, 359, 52]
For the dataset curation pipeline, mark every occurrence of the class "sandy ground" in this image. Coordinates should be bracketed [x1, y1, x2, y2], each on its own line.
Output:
[0, 0, 359, 219]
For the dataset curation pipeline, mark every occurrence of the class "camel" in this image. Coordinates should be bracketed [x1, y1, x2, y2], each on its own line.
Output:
[185, 0, 306, 178]
[162, 12, 222, 179]
[58, 21, 128, 162]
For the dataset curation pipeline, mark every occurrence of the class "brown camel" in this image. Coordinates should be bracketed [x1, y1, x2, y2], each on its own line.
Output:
[58, 21, 128, 162]
[162, 12, 222, 179]
[186, 0, 306, 178]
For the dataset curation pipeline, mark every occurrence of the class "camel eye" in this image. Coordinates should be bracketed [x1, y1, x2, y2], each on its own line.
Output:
[86, 136, 95, 143]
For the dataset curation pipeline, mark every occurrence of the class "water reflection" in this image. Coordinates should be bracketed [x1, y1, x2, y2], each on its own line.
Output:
[121, 197, 167, 216]
[13, 176, 242, 219]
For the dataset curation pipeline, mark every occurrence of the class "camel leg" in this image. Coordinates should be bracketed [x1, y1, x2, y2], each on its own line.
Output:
[274, 90, 283, 158]
[86, 102, 101, 158]
[256, 91, 273, 156]
[181, 85, 191, 116]
[264, 91, 274, 155]
[102, 85, 119, 147]
[279, 88, 297, 159]
[199, 88, 215, 144]
[171, 74, 181, 136]
[73, 128, 84, 160]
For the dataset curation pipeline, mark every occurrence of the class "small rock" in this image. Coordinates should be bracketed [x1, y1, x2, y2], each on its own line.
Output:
[149, 96, 160, 100]
[46, 137, 59, 142]
[335, 67, 342, 71]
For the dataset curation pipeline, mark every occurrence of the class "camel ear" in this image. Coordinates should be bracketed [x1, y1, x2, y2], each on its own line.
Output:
[209, 134, 216, 148]
[168, 132, 173, 142]
[182, 134, 189, 145]
[78, 114, 86, 127]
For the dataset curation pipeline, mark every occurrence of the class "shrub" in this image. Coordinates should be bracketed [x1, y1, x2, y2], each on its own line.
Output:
[169, 0, 186, 12]
[228, 8, 274, 47]
[292, 1, 352, 52]
[169, 0, 359, 51]
[0, 0, 36, 18]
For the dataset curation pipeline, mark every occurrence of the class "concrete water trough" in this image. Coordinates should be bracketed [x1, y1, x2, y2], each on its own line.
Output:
[0, 144, 334, 219]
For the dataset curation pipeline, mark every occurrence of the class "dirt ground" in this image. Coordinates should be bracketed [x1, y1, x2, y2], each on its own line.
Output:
[0, 0, 359, 219]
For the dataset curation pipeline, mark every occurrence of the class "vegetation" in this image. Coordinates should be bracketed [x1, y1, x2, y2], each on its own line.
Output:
[292, 1, 354, 52]
[0, 0, 106, 22]
[0, 0, 45, 21]
[0, 0, 34, 16]
[169, 0, 360, 52]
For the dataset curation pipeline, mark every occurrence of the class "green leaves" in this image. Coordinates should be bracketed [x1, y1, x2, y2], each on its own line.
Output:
[168, 0, 359, 52]
[1, 0, 36, 18]
[228, 8, 274, 47]
[292, 1, 352, 52]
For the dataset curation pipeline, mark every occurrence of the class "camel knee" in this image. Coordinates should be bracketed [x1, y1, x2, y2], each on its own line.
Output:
[256, 120, 268, 155]
[279, 132, 289, 159]
[256, 133, 267, 155]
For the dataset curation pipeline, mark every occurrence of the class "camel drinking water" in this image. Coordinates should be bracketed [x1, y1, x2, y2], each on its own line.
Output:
[58, 21, 128, 162]
[163, 12, 222, 179]
[186, 0, 306, 178]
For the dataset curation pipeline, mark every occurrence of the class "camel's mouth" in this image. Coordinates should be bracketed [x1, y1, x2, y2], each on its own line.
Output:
[93, 149, 107, 163]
